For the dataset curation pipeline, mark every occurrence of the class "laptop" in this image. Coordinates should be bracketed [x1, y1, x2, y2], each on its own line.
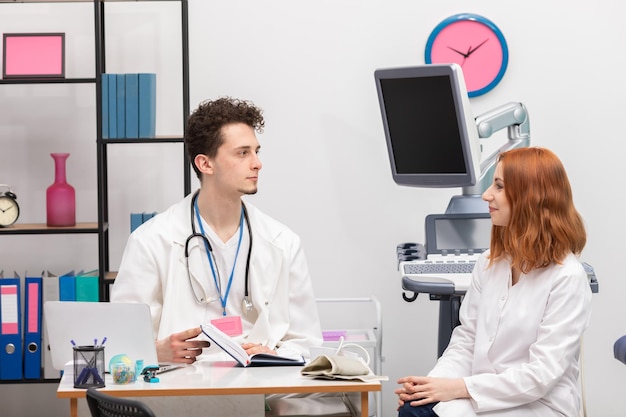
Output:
[400, 213, 492, 292]
[44, 301, 179, 373]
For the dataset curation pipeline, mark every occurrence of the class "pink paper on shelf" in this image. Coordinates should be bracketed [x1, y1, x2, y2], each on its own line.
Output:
[3, 34, 64, 77]
[322, 330, 347, 341]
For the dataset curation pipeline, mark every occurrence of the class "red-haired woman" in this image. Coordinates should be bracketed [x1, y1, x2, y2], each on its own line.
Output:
[396, 147, 591, 417]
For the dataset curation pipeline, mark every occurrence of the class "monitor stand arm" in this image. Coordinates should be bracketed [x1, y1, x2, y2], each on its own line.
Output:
[446, 102, 531, 214]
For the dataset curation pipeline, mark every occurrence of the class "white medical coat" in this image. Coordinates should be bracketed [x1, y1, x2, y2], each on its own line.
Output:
[430, 251, 592, 417]
[110, 193, 323, 359]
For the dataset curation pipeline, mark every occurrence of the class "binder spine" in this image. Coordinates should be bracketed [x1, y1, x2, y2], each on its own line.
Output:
[24, 276, 42, 379]
[108, 73, 117, 139]
[42, 272, 61, 379]
[116, 73, 126, 138]
[138, 73, 156, 138]
[125, 73, 139, 138]
[101, 73, 109, 138]
[59, 274, 76, 301]
[0, 279, 23, 380]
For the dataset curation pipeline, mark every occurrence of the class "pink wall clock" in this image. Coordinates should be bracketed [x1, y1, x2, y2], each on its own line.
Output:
[425, 14, 508, 97]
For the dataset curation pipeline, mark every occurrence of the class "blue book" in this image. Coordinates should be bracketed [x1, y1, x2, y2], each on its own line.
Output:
[107, 74, 117, 139]
[124, 73, 139, 138]
[101, 74, 109, 138]
[142, 211, 157, 224]
[138, 73, 156, 138]
[116, 74, 126, 138]
[130, 212, 143, 233]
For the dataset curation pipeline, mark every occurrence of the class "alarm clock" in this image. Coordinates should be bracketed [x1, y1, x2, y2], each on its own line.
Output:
[425, 13, 509, 97]
[0, 184, 20, 227]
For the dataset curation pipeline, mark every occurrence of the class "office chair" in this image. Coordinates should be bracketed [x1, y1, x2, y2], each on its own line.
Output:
[614, 335, 626, 365]
[86, 387, 157, 417]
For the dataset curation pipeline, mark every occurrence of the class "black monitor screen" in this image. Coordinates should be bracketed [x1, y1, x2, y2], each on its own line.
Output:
[380, 76, 466, 174]
[375, 64, 480, 188]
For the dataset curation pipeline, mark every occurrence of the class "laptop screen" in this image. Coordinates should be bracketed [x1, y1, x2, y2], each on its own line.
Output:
[425, 213, 492, 255]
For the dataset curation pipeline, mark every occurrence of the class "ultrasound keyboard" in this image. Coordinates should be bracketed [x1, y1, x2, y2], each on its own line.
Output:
[402, 261, 476, 275]
[400, 256, 478, 293]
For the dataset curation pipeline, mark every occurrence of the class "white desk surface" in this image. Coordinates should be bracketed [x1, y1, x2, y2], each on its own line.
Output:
[57, 360, 381, 417]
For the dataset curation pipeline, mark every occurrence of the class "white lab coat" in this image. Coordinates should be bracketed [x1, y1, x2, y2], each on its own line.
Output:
[430, 251, 592, 417]
[110, 193, 323, 359]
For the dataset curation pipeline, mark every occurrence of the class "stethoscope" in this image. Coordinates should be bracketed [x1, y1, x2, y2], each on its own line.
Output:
[184, 191, 253, 315]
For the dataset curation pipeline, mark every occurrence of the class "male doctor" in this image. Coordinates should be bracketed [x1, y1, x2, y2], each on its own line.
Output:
[111, 97, 323, 363]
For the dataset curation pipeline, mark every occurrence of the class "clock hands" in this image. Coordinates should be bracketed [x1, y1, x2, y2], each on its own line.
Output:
[466, 39, 489, 56]
[447, 46, 469, 58]
[446, 38, 490, 65]
[0, 205, 14, 213]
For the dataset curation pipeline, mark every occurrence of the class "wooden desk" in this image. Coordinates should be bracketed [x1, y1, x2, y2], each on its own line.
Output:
[57, 360, 381, 417]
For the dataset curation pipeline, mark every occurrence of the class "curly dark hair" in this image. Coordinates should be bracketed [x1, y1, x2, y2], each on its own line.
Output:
[185, 97, 265, 179]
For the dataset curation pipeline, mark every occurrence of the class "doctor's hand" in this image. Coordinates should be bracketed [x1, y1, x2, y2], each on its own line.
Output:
[241, 342, 276, 356]
[395, 376, 470, 408]
[156, 327, 210, 364]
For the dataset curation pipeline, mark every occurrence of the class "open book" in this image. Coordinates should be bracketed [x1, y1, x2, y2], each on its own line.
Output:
[200, 323, 305, 367]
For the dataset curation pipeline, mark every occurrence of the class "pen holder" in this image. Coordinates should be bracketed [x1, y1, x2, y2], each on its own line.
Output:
[73, 345, 105, 388]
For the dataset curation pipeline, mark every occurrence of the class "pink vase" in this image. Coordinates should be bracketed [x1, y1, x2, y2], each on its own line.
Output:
[46, 153, 76, 227]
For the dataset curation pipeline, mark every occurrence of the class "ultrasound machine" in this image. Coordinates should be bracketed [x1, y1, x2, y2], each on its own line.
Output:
[374, 64, 598, 357]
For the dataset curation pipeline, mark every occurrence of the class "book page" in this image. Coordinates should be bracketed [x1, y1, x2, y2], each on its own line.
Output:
[201, 323, 249, 366]
[200, 323, 305, 367]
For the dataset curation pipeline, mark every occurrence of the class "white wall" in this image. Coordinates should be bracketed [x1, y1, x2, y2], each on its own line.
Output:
[1, 0, 625, 416]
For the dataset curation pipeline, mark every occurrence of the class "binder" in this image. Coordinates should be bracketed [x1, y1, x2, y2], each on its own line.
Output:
[0, 277, 23, 380]
[24, 275, 42, 379]
[108, 73, 117, 138]
[138, 73, 156, 137]
[125, 73, 139, 138]
[41, 271, 61, 379]
[41, 270, 59, 307]
[59, 270, 76, 302]
[116, 73, 126, 138]
[75, 270, 99, 302]
[101, 73, 109, 138]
